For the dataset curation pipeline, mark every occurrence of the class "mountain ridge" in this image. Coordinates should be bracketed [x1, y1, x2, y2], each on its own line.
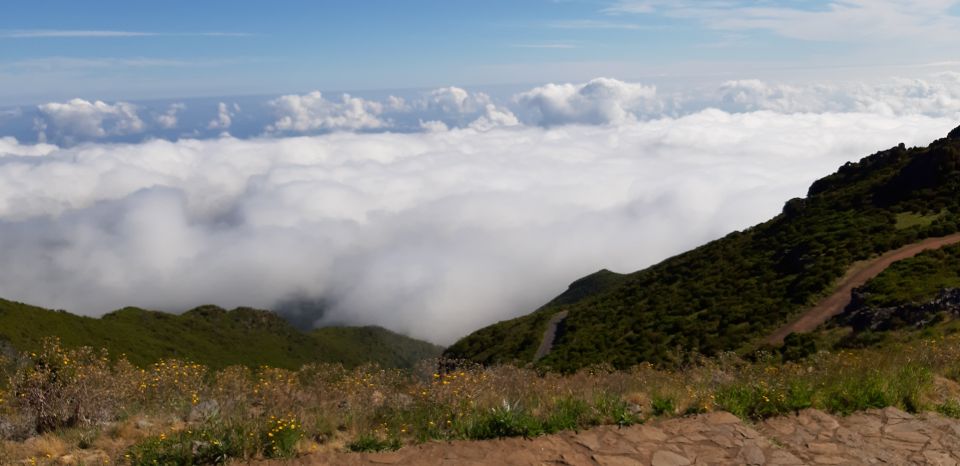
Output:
[0, 298, 442, 369]
[446, 125, 960, 371]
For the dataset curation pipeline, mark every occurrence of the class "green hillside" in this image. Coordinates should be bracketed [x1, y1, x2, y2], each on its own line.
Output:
[446, 125, 960, 372]
[824, 242, 960, 348]
[0, 299, 442, 369]
[854, 243, 960, 308]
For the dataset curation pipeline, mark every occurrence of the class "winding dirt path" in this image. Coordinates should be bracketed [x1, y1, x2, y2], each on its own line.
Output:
[766, 232, 960, 345]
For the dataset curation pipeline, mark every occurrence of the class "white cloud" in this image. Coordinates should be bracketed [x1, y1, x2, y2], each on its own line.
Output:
[419, 120, 449, 133]
[155, 103, 185, 129]
[263, 87, 521, 134]
[513, 77, 660, 126]
[418, 86, 493, 115]
[0, 111, 953, 344]
[0, 136, 57, 157]
[267, 91, 386, 133]
[208, 102, 238, 130]
[714, 80, 845, 114]
[467, 104, 520, 132]
[36, 98, 144, 143]
[398, 87, 519, 130]
[10, 74, 960, 145]
[849, 73, 960, 117]
[709, 73, 960, 117]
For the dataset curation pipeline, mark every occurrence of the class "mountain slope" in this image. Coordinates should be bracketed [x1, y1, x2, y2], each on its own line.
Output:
[0, 300, 442, 369]
[446, 125, 960, 372]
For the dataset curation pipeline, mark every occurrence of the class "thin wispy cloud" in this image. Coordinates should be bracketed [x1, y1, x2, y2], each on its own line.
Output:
[1, 56, 262, 72]
[546, 19, 648, 30]
[0, 29, 253, 39]
[602, 0, 960, 43]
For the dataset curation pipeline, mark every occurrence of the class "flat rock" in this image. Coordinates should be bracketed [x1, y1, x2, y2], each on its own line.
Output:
[882, 407, 914, 420]
[652, 450, 692, 466]
[592, 454, 643, 466]
[924, 450, 959, 466]
[257, 409, 960, 466]
[704, 412, 741, 425]
[624, 425, 669, 443]
[736, 444, 765, 465]
[812, 455, 849, 465]
[885, 429, 930, 444]
[768, 450, 804, 465]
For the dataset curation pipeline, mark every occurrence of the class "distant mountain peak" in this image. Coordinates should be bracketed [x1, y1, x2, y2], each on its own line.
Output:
[949, 124, 960, 140]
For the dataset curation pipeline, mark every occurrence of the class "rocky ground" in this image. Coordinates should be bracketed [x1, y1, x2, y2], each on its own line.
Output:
[260, 407, 960, 465]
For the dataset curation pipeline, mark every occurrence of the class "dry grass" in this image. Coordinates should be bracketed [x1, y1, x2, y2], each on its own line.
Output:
[2, 335, 960, 464]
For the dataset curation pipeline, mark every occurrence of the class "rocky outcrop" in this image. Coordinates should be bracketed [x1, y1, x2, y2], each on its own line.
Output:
[836, 288, 960, 332]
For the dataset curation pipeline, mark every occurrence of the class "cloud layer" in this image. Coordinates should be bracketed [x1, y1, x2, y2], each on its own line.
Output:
[0, 108, 954, 344]
[13, 73, 960, 146]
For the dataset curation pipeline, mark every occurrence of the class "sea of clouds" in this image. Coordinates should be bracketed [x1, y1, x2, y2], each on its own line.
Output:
[1, 75, 959, 344]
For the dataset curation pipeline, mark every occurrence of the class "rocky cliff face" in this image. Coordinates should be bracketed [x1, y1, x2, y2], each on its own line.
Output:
[836, 288, 960, 332]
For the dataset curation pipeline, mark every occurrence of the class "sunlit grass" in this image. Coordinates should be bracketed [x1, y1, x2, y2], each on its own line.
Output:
[3, 335, 960, 464]
[895, 210, 947, 230]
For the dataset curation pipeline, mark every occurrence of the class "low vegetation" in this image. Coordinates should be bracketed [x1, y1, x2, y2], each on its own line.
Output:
[0, 300, 442, 370]
[3, 335, 960, 464]
[855, 243, 960, 307]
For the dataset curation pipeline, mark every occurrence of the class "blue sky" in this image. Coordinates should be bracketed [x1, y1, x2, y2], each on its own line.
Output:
[3, 0, 958, 105]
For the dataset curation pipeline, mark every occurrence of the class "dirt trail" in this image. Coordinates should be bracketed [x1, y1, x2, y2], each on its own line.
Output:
[766, 232, 960, 345]
[251, 407, 960, 465]
[534, 310, 568, 361]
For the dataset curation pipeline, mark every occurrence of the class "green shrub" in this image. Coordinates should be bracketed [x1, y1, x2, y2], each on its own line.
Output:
[543, 397, 589, 433]
[262, 416, 304, 458]
[461, 400, 543, 439]
[348, 434, 402, 452]
[937, 399, 960, 418]
[125, 428, 238, 466]
[821, 373, 891, 415]
[780, 333, 817, 362]
[889, 365, 932, 413]
[716, 379, 814, 420]
[125, 416, 308, 464]
[650, 395, 675, 416]
[592, 393, 640, 427]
